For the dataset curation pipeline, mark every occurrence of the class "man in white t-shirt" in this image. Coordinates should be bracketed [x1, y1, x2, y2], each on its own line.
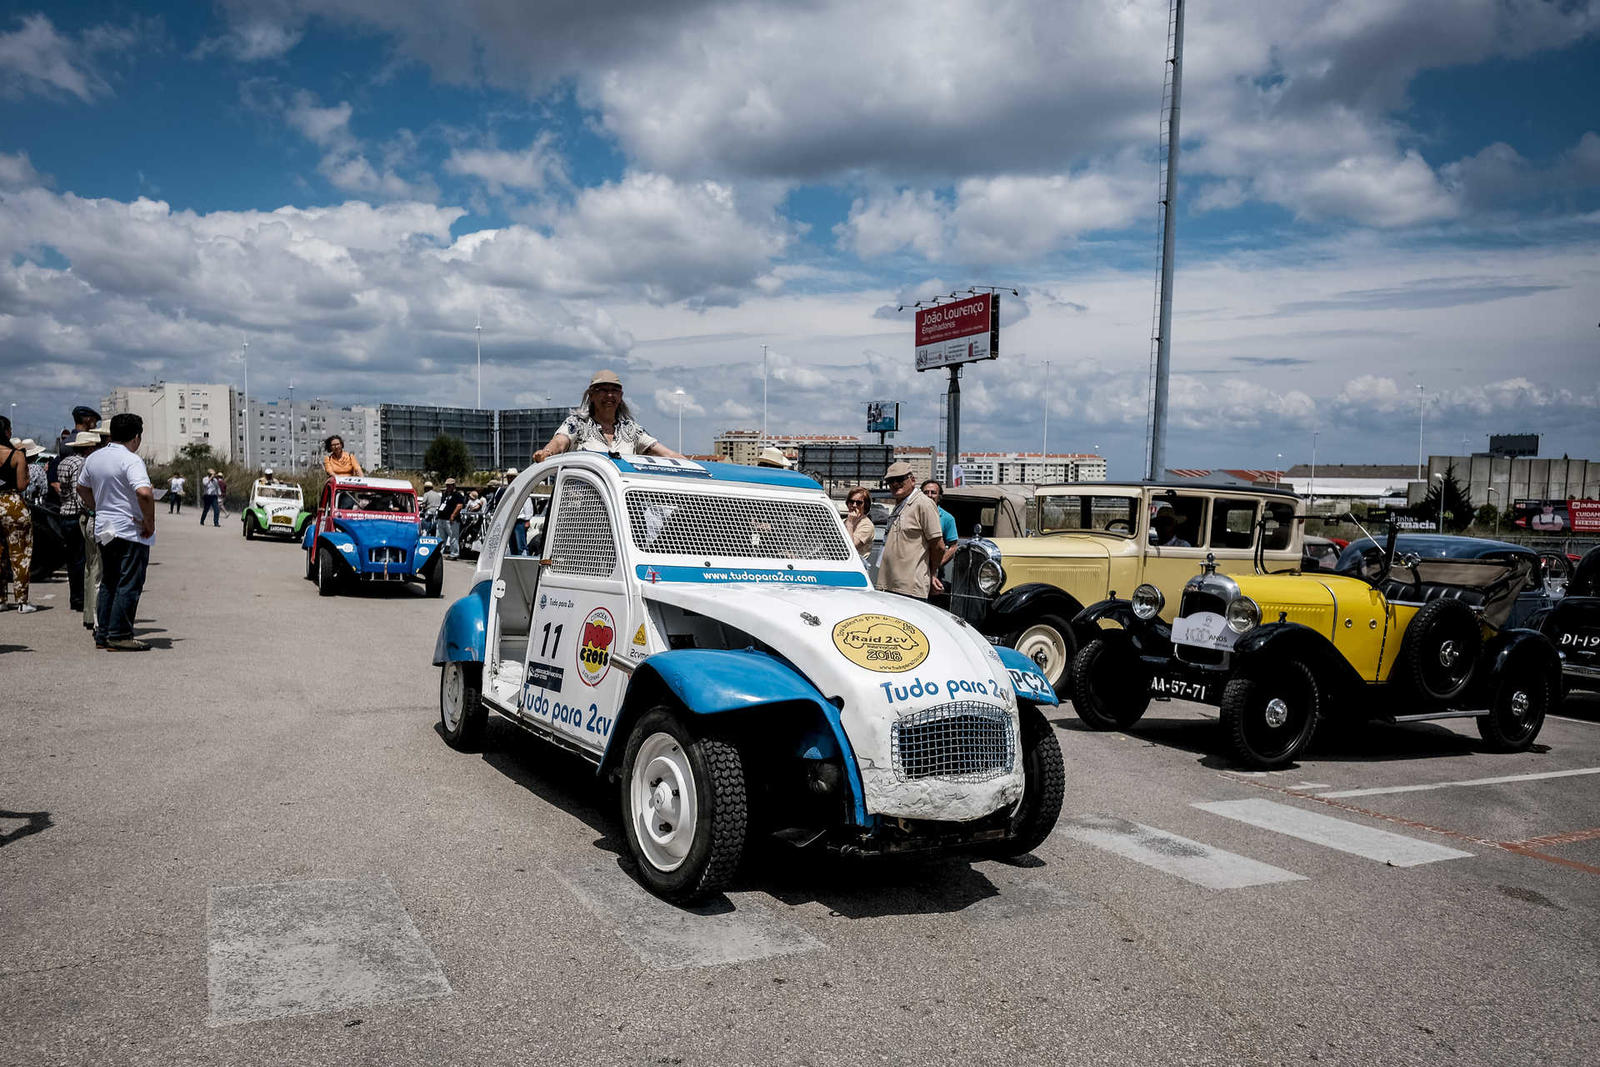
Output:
[76, 413, 156, 652]
[167, 473, 186, 514]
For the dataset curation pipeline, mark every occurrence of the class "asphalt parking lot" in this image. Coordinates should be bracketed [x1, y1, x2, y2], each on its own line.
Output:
[4, 519, 1598, 1066]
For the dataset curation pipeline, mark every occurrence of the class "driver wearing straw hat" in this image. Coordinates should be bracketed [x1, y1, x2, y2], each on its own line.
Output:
[533, 370, 683, 463]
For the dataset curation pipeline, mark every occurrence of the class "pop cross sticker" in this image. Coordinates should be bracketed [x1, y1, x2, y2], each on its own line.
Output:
[831, 613, 930, 673]
[577, 607, 616, 687]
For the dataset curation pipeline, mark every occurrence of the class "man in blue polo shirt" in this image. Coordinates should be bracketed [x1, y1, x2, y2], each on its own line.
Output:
[922, 479, 960, 565]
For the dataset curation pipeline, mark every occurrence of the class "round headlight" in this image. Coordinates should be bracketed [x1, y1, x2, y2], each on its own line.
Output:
[1131, 583, 1165, 621]
[976, 558, 1005, 596]
[1226, 596, 1261, 634]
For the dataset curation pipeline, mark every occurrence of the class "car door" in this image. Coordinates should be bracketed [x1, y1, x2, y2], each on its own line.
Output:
[1138, 492, 1212, 596]
[517, 469, 628, 755]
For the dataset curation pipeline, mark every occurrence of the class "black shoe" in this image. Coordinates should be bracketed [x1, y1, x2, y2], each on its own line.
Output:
[106, 638, 151, 652]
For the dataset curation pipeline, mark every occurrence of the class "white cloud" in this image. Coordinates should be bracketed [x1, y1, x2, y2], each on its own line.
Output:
[0, 13, 140, 102]
[285, 93, 353, 147]
[444, 133, 567, 194]
[197, 18, 304, 62]
[0, 150, 45, 191]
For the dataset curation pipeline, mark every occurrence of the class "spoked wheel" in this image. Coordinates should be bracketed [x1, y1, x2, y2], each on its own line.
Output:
[438, 661, 485, 750]
[1070, 634, 1152, 731]
[977, 705, 1065, 858]
[620, 708, 748, 904]
[1477, 656, 1551, 752]
[1007, 614, 1076, 695]
[1220, 661, 1320, 770]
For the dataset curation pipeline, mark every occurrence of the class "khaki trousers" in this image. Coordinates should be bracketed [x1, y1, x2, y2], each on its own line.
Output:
[80, 513, 101, 628]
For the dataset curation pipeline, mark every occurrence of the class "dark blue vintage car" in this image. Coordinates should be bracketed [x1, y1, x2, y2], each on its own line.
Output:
[1335, 534, 1557, 630]
[301, 476, 444, 597]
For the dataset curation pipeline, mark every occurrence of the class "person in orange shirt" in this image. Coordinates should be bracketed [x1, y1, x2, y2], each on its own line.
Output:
[322, 435, 364, 478]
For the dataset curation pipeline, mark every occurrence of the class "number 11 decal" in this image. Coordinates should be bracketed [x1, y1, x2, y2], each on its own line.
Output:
[540, 622, 564, 659]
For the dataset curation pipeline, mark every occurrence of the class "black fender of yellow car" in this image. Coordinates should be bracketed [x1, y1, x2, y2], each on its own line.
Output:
[988, 582, 1089, 642]
[1075, 597, 1172, 656]
[1467, 628, 1562, 707]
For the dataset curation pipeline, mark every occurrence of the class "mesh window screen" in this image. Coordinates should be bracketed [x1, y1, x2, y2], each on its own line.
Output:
[549, 477, 618, 577]
[890, 702, 1016, 782]
[625, 489, 852, 560]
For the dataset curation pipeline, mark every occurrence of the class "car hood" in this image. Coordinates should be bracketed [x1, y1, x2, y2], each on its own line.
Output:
[333, 518, 420, 546]
[255, 500, 302, 518]
[642, 582, 1024, 822]
[985, 534, 1115, 560]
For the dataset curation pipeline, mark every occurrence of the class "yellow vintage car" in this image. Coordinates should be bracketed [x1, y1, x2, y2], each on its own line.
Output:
[948, 481, 1303, 693]
[1070, 529, 1562, 769]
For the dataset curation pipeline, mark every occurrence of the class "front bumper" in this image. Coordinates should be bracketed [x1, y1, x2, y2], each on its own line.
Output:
[819, 806, 1017, 856]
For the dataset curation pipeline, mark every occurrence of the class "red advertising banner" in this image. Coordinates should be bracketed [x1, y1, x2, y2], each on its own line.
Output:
[1568, 497, 1600, 533]
[914, 293, 999, 371]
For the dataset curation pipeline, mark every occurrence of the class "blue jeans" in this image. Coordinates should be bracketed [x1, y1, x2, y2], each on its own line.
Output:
[96, 537, 149, 642]
[510, 520, 527, 556]
[440, 519, 459, 557]
[200, 496, 220, 526]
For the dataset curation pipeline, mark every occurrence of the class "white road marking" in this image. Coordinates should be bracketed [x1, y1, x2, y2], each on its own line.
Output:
[1550, 715, 1600, 726]
[207, 876, 451, 1027]
[1316, 766, 1600, 799]
[1193, 799, 1472, 866]
[1057, 814, 1305, 890]
[555, 864, 823, 970]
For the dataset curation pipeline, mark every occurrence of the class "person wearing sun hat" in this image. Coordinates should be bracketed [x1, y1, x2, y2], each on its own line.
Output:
[875, 460, 945, 601]
[51, 430, 101, 617]
[755, 446, 792, 469]
[532, 369, 684, 462]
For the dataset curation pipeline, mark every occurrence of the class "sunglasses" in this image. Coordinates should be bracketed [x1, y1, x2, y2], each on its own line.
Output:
[592, 384, 623, 394]
[848, 498, 867, 508]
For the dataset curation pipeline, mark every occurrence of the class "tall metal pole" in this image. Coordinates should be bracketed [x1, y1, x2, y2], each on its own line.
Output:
[1309, 430, 1318, 512]
[240, 339, 250, 468]
[761, 344, 769, 444]
[475, 315, 482, 410]
[288, 379, 295, 472]
[1416, 384, 1425, 480]
[1146, 0, 1184, 480]
[1041, 359, 1052, 462]
[946, 366, 961, 486]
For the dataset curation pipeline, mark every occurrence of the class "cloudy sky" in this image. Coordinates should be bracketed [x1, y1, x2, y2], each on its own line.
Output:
[2, 0, 1597, 474]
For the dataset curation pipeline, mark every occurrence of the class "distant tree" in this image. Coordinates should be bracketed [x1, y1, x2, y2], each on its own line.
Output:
[1474, 503, 1500, 530]
[1419, 463, 1474, 532]
[178, 443, 218, 465]
[423, 434, 474, 481]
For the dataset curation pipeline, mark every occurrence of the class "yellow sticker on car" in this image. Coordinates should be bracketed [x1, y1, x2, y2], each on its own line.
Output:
[832, 613, 930, 673]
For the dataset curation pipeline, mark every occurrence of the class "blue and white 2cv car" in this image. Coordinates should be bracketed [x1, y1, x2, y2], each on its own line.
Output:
[433, 453, 1066, 902]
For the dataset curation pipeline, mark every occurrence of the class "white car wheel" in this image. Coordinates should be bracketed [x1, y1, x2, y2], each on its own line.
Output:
[1014, 621, 1070, 689]
[439, 661, 484, 749]
[629, 731, 699, 874]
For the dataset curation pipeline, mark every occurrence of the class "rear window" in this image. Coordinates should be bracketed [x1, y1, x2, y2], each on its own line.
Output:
[627, 489, 851, 560]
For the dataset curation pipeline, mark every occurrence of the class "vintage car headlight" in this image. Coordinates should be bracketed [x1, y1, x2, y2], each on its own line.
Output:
[1226, 596, 1261, 634]
[1131, 583, 1165, 621]
[976, 558, 1005, 596]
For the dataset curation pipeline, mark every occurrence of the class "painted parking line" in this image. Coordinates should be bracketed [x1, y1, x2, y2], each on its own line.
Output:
[1317, 766, 1600, 799]
[1057, 814, 1305, 890]
[1193, 799, 1473, 867]
[554, 864, 823, 970]
[207, 876, 451, 1027]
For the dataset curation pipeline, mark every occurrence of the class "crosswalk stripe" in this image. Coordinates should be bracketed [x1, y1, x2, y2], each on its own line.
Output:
[1317, 766, 1600, 798]
[1057, 814, 1306, 890]
[1193, 798, 1473, 866]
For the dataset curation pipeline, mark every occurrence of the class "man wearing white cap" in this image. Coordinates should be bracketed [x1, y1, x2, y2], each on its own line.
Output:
[876, 460, 945, 600]
[532, 370, 683, 462]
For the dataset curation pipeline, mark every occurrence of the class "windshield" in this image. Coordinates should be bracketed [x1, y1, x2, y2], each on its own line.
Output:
[335, 489, 415, 514]
[1037, 493, 1140, 536]
[256, 485, 301, 502]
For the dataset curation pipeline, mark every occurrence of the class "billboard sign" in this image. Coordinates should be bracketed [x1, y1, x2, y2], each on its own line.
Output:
[914, 293, 999, 371]
[1513, 497, 1600, 533]
[866, 401, 899, 434]
[1488, 433, 1539, 458]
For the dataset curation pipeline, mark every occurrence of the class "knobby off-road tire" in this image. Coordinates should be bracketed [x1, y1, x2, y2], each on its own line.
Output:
[1007, 613, 1077, 696]
[316, 548, 340, 597]
[620, 708, 748, 905]
[1399, 598, 1481, 704]
[978, 704, 1066, 858]
[1219, 660, 1320, 770]
[1476, 653, 1551, 752]
[1070, 635, 1152, 731]
[438, 661, 486, 750]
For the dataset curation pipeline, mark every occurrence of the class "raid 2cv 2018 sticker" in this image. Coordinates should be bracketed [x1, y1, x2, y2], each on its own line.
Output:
[577, 607, 616, 687]
[831, 613, 930, 673]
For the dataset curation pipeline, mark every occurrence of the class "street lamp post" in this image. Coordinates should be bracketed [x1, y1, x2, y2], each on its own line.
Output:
[1041, 359, 1052, 461]
[672, 388, 686, 454]
[761, 345, 769, 444]
[1487, 486, 1500, 536]
[1416, 384, 1425, 481]
[236, 340, 250, 468]
[1433, 472, 1444, 532]
[1310, 430, 1318, 512]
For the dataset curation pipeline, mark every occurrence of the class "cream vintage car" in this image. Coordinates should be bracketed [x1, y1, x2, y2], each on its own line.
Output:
[948, 481, 1304, 693]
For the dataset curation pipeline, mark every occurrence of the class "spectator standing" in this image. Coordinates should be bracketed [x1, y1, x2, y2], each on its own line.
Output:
[875, 461, 944, 600]
[437, 478, 466, 560]
[843, 486, 875, 558]
[419, 481, 441, 537]
[0, 417, 37, 613]
[199, 469, 222, 527]
[48, 406, 100, 500]
[17, 439, 48, 503]
[167, 473, 186, 514]
[50, 431, 99, 616]
[921, 480, 960, 566]
[323, 435, 363, 478]
[77, 412, 156, 651]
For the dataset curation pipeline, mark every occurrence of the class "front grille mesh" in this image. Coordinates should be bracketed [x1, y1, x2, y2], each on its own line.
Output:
[625, 489, 851, 560]
[890, 702, 1015, 782]
[368, 546, 405, 564]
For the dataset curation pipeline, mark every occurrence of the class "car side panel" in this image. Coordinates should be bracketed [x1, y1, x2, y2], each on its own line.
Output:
[433, 578, 491, 665]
